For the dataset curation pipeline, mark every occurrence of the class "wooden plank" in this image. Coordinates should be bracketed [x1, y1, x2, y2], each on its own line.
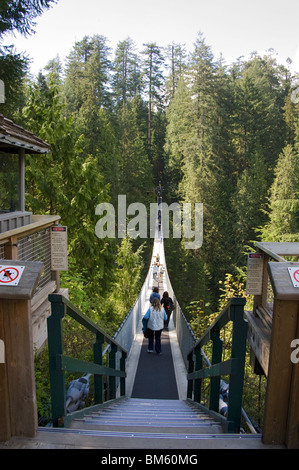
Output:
[0, 304, 11, 441]
[245, 310, 270, 376]
[256, 242, 299, 258]
[0, 260, 43, 300]
[286, 306, 299, 449]
[0, 299, 37, 438]
[0, 215, 60, 243]
[263, 299, 298, 445]
[268, 262, 299, 301]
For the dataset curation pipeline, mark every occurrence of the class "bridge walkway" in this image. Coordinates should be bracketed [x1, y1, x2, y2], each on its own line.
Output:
[0, 206, 287, 448]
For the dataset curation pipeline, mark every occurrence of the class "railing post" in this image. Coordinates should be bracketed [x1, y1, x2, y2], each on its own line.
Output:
[260, 260, 299, 448]
[210, 328, 222, 413]
[120, 350, 127, 397]
[47, 297, 66, 427]
[109, 343, 117, 400]
[194, 346, 202, 403]
[93, 332, 104, 404]
[227, 299, 247, 433]
[187, 352, 194, 399]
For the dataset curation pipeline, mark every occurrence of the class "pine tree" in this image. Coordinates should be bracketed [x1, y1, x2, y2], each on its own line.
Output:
[64, 35, 112, 114]
[116, 96, 153, 206]
[107, 236, 144, 320]
[165, 42, 187, 101]
[259, 145, 299, 242]
[0, 0, 56, 37]
[112, 37, 141, 107]
[22, 68, 114, 293]
[141, 43, 165, 147]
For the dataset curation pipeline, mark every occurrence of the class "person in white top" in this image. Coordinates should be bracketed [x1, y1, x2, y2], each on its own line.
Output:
[143, 298, 167, 354]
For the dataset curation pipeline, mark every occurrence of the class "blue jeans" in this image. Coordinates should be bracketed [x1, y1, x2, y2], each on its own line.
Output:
[148, 329, 162, 353]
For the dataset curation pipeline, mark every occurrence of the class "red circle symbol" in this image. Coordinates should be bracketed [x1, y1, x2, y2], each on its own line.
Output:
[0, 267, 19, 283]
[294, 270, 299, 283]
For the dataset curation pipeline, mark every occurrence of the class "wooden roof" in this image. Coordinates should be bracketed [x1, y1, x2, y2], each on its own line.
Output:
[0, 114, 50, 154]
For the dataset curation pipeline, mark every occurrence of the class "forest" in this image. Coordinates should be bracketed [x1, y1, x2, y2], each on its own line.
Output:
[1, 1, 299, 426]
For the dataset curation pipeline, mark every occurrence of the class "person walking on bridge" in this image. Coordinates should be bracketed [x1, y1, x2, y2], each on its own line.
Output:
[143, 298, 167, 354]
[150, 286, 160, 303]
[161, 291, 174, 329]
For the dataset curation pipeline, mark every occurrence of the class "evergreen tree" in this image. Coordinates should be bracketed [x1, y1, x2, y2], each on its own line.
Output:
[233, 150, 269, 263]
[165, 42, 187, 101]
[22, 68, 114, 293]
[141, 43, 165, 147]
[116, 95, 153, 206]
[112, 37, 141, 107]
[64, 35, 112, 114]
[107, 236, 144, 320]
[0, 0, 56, 37]
[259, 145, 299, 242]
[63, 35, 118, 194]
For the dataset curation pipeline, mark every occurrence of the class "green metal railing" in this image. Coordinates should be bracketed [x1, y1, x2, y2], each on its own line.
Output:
[187, 297, 248, 433]
[47, 294, 127, 427]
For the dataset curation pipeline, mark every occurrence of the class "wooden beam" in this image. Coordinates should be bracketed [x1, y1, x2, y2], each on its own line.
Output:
[286, 306, 299, 449]
[0, 299, 37, 439]
[0, 307, 11, 441]
[18, 148, 25, 212]
[263, 299, 298, 445]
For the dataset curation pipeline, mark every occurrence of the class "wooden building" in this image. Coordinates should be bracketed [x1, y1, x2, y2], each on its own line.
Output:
[0, 114, 67, 441]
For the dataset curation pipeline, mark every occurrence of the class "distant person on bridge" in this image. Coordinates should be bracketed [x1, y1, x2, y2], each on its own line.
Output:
[143, 298, 167, 354]
[152, 264, 158, 281]
[161, 291, 174, 329]
[150, 286, 160, 303]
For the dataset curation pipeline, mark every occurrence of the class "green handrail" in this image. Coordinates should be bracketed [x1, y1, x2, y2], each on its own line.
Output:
[47, 294, 127, 427]
[187, 297, 247, 433]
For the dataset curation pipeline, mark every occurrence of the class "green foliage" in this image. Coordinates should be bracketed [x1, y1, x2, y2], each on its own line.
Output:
[35, 346, 52, 425]
[0, 0, 57, 117]
[5, 28, 299, 429]
[106, 236, 144, 320]
[0, 0, 56, 37]
[259, 144, 299, 241]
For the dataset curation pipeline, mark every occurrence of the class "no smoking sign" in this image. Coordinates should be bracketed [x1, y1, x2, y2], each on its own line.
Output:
[288, 267, 299, 288]
[0, 265, 25, 286]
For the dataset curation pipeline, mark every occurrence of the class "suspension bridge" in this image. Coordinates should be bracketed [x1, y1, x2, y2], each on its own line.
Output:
[1, 200, 297, 449]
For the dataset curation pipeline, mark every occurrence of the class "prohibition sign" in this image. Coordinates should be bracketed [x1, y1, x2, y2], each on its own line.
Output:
[0, 265, 25, 286]
[288, 267, 299, 288]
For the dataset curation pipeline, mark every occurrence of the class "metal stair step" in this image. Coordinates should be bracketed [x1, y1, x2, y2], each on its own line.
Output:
[70, 398, 224, 437]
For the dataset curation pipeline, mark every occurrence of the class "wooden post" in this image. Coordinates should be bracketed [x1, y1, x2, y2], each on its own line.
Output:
[4, 235, 18, 261]
[0, 261, 43, 441]
[263, 262, 299, 448]
[0, 299, 37, 439]
[93, 332, 104, 404]
[18, 148, 25, 213]
[0, 307, 11, 441]
[286, 313, 299, 449]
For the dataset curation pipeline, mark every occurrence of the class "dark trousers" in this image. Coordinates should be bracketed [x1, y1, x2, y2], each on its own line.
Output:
[148, 329, 162, 353]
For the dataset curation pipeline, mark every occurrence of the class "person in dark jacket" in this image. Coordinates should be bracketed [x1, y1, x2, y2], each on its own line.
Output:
[161, 291, 174, 329]
[150, 286, 160, 304]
